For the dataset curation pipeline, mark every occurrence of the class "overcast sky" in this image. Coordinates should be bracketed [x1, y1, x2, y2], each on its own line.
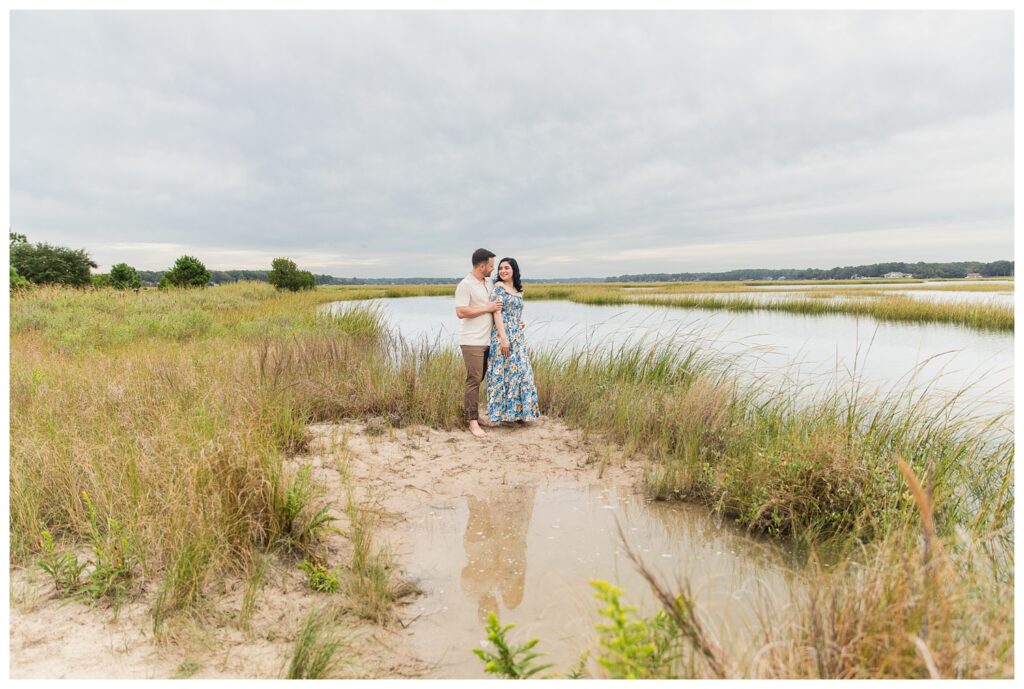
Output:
[10, 11, 1014, 278]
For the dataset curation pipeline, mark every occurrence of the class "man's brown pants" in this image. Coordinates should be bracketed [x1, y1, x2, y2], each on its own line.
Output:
[460, 344, 490, 422]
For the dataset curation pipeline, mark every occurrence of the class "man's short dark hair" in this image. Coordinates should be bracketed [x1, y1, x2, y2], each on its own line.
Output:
[472, 248, 496, 267]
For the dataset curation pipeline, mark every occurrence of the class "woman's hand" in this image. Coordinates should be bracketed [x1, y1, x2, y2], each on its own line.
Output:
[499, 336, 511, 357]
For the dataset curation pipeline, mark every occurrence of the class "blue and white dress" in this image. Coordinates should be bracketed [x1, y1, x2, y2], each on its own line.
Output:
[486, 283, 541, 422]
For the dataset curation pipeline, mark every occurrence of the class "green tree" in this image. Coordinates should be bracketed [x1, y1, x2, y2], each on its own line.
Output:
[91, 273, 111, 288]
[10, 241, 98, 286]
[163, 255, 211, 288]
[269, 257, 316, 291]
[109, 262, 142, 290]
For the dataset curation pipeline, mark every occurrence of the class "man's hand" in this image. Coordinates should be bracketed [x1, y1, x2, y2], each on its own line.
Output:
[486, 301, 503, 313]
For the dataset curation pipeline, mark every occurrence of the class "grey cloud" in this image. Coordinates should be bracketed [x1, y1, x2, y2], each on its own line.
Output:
[11, 11, 1013, 277]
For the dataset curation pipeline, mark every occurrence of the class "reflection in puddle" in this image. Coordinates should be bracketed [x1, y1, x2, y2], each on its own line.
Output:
[401, 482, 800, 678]
[461, 485, 536, 623]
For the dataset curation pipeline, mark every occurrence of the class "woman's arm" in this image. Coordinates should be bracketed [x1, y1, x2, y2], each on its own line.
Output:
[492, 290, 511, 356]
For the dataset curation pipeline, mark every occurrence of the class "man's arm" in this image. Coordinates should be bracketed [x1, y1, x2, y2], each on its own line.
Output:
[456, 302, 501, 319]
[455, 279, 502, 319]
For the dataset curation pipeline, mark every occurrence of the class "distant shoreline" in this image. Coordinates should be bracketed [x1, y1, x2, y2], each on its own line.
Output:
[132, 260, 1014, 287]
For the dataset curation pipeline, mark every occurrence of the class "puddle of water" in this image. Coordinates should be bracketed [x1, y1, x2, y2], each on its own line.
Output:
[398, 482, 798, 678]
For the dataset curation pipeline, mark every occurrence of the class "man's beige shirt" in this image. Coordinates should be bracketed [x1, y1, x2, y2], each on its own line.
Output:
[455, 273, 494, 346]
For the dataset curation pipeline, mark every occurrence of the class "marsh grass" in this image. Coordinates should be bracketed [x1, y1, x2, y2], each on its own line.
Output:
[341, 493, 408, 624]
[550, 289, 1012, 332]
[10, 283, 1012, 677]
[284, 611, 348, 679]
[321, 280, 1013, 331]
[236, 555, 267, 634]
[9, 283, 397, 630]
[12, 282, 1010, 560]
[755, 459, 1013, 678]
[533, 327, 1012, 545]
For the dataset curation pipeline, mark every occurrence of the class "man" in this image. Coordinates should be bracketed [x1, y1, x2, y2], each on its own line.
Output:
[455, 248, 503, 438]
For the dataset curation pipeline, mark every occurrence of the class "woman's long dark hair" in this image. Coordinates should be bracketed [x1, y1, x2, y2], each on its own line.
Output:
[495, 257, 523, 293]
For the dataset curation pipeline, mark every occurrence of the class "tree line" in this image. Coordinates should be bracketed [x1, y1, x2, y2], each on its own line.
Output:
[10, 233, 1013, 289]
[9, 232, 318, 292]
[608, 261, 1015, 282]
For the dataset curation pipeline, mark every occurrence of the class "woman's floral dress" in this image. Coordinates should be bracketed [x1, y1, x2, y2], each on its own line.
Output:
[486, 283, 540, 422]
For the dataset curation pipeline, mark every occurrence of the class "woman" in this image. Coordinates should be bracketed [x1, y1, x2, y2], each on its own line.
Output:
[485, 257, 540, 425]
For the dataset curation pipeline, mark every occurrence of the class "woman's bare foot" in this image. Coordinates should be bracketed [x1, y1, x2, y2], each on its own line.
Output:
[468, 420, 488, 438]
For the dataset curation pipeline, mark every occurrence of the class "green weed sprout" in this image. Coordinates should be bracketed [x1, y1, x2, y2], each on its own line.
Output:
[473, 611, 553, 679]
[37, 530, 86, 595]
[298, 559, 341, 593]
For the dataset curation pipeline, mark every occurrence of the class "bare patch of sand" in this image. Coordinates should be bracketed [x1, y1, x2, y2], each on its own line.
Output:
[10, 416, 642, 679]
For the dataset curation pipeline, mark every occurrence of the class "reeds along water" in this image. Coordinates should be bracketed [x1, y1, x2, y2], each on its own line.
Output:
[9, 283, 1013, 676]
[323, 281, 1013, 332]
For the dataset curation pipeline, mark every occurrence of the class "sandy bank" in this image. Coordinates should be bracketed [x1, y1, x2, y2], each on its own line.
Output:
[10, 416, 642, 679]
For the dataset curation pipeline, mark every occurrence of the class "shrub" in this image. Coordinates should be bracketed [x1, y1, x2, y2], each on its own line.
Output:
[91, 274, 111, 287]
[269, 257, 315, 292]
[109, 263, 142, 290]
[9, 266, 32, 290]
[163, 255, 211, 288]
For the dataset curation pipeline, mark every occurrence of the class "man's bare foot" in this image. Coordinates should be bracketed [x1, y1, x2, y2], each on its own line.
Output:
[468, 420, 488, 438]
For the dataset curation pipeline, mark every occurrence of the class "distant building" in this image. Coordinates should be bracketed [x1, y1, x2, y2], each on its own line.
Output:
[965, 272, 982, 279]
[883, 271, 913, 279]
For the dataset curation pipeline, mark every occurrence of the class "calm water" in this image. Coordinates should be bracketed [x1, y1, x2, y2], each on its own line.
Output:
[399, 482, 797, 677]
[328, 296, 1013, 424]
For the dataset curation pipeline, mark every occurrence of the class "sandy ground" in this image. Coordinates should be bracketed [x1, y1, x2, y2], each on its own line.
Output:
[9, 415, 643, 679]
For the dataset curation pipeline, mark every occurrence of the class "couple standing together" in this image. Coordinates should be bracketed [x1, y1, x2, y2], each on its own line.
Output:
[455, 248, 540, 438]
